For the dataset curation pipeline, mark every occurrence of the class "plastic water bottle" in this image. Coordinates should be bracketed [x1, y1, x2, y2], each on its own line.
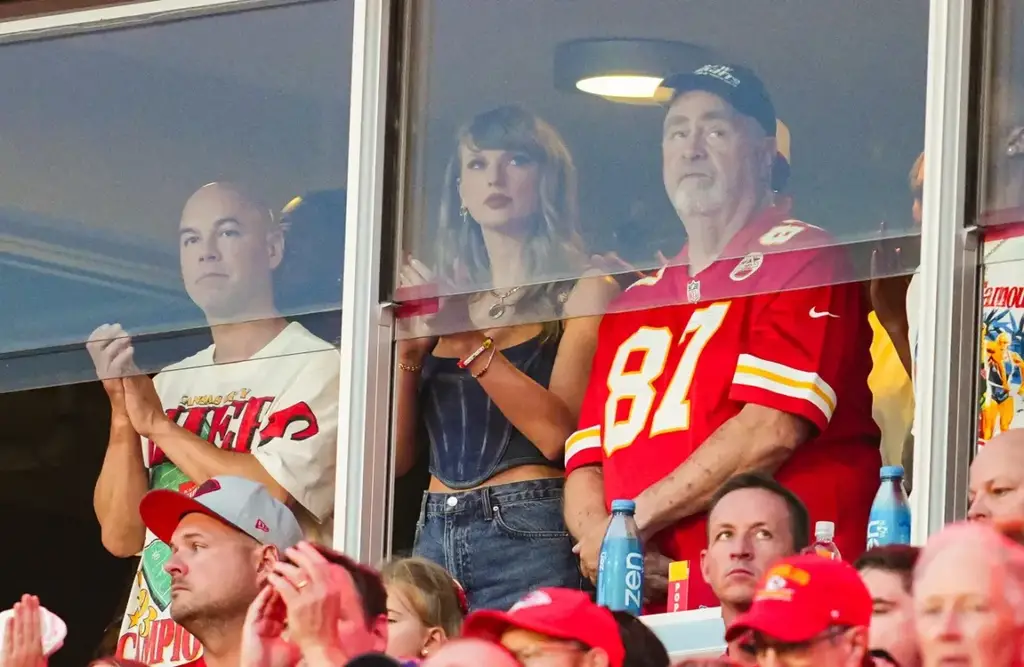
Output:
[597, 499, 644, 616]
[867, 465, 912, 548]
[808, 521, 842, 560]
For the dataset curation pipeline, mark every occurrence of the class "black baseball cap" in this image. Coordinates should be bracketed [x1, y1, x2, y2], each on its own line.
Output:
[659, 64, 776, 138]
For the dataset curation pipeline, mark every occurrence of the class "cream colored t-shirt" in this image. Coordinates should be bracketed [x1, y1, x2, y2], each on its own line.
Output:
[115, 322, 340, 666]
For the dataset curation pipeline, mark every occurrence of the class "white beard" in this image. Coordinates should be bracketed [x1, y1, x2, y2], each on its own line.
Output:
[671, 178, 726, 218]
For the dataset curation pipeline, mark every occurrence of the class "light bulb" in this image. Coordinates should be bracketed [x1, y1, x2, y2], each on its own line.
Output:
[575, 75, 664, 99]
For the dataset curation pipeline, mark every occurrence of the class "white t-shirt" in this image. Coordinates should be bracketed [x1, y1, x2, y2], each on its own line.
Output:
[115, 322, 340, 666]
[908, 224, 1024, 447]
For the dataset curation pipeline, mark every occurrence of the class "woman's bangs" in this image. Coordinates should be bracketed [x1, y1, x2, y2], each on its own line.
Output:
[461, 112, 545, 161]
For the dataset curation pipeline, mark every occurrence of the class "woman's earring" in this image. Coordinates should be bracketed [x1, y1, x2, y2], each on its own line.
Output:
[460, 204, 469, 224]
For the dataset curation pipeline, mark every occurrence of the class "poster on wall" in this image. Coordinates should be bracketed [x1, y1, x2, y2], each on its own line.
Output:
[979, 218, 1024, 448]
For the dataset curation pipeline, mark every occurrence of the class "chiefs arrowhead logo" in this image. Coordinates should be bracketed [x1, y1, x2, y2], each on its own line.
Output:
[729, 252, 763, 282]
[255, 518, 270, 533]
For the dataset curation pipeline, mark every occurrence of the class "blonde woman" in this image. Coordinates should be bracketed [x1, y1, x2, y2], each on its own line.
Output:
[382, 557, 466, 660]
[396, 105, 618, 611]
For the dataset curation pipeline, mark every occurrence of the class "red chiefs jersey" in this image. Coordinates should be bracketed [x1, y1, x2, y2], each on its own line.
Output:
[566, 203, 881, 610]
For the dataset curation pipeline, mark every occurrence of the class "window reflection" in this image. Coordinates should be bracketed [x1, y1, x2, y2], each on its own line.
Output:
[395, 0, 926, 334]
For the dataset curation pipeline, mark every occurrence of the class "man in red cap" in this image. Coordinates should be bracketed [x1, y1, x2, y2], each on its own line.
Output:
[462, 588, 626, 667]
[725, 555, 872, 667]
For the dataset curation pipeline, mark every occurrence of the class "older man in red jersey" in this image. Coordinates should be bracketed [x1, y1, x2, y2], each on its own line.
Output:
[564, 63, 881, 611]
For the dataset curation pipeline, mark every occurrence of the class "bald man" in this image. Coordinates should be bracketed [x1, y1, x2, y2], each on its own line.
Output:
[969, 429, 1024, 522]
[87, 182, 340, 667]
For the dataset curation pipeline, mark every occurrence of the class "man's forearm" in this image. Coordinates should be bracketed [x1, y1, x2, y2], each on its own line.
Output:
[94, 412, 149, 557]
[147, 418, 290, 502]
[564, 466, 609, 540]
[633, 404, 810, 539]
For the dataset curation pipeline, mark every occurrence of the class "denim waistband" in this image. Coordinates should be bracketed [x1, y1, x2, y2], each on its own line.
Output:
[420, 477, 565, 517]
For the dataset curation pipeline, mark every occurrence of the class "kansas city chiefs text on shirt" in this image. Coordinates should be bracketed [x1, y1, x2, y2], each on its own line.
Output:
[147, 389, 319, 465]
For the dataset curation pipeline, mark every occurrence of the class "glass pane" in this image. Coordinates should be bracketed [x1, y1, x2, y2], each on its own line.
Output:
[389, 0, 927, 624]
[0, 0, 350, 391]
[394, 1, 926, 338]
[2, 3, 352, 666]
[978, 0, 1024, 226]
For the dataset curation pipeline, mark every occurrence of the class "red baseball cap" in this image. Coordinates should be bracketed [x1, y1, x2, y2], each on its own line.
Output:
[725, 555, 872, 643]
[462, 588, 625, 667]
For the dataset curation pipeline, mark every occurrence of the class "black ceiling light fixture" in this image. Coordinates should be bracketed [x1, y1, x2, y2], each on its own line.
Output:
[554, 38, 713, 105]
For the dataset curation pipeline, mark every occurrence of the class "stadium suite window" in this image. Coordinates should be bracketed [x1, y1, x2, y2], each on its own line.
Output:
[386, 0, 929, 618]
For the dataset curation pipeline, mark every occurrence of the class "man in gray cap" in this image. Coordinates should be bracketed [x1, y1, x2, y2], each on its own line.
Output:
[138, 475, 303, 667]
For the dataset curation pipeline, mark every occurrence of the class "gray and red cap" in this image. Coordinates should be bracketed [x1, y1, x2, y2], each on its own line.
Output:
[140, 475, 302, 550]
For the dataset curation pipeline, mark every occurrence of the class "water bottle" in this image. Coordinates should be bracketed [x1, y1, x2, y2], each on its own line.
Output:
[597, 499, 644, 616]
[808, 521, 842, 560]
[867, 465, 912, 548]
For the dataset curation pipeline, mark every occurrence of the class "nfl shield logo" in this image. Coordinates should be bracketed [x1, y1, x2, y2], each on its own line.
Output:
[686, 279, 701, 303]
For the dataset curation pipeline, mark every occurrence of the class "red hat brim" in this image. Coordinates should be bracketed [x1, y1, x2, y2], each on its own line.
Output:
[139, 489, 233, 545]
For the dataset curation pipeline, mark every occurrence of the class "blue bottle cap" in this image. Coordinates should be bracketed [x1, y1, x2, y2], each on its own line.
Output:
[610, 499, 636, 513]
[880, 465, 905, 479]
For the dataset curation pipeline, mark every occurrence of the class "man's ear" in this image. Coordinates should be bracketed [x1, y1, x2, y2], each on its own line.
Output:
[584, 647, 611, 667]
[700, 548, 710, 584]
[254, 544, 281, 585]
[267, 227, 285, 271]
[759, 135, 777, 183]
[847, 626, 870, 664]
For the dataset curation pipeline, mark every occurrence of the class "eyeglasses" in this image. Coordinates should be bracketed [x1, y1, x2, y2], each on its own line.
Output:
[748, 626, 851, 665]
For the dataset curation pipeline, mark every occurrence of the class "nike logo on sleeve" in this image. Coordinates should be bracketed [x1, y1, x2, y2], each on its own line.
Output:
[809, 307, 840, 319]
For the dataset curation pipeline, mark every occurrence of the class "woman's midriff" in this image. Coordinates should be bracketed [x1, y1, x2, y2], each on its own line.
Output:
[427, 464, 563, 494]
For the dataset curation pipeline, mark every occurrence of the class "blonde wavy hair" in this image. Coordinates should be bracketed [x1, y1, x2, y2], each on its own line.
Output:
[436, 105, 587, 315]
[381, 557, 465, 640]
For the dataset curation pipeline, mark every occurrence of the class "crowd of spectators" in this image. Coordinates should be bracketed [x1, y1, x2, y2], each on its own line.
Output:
[4, 467, 1024, 667]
